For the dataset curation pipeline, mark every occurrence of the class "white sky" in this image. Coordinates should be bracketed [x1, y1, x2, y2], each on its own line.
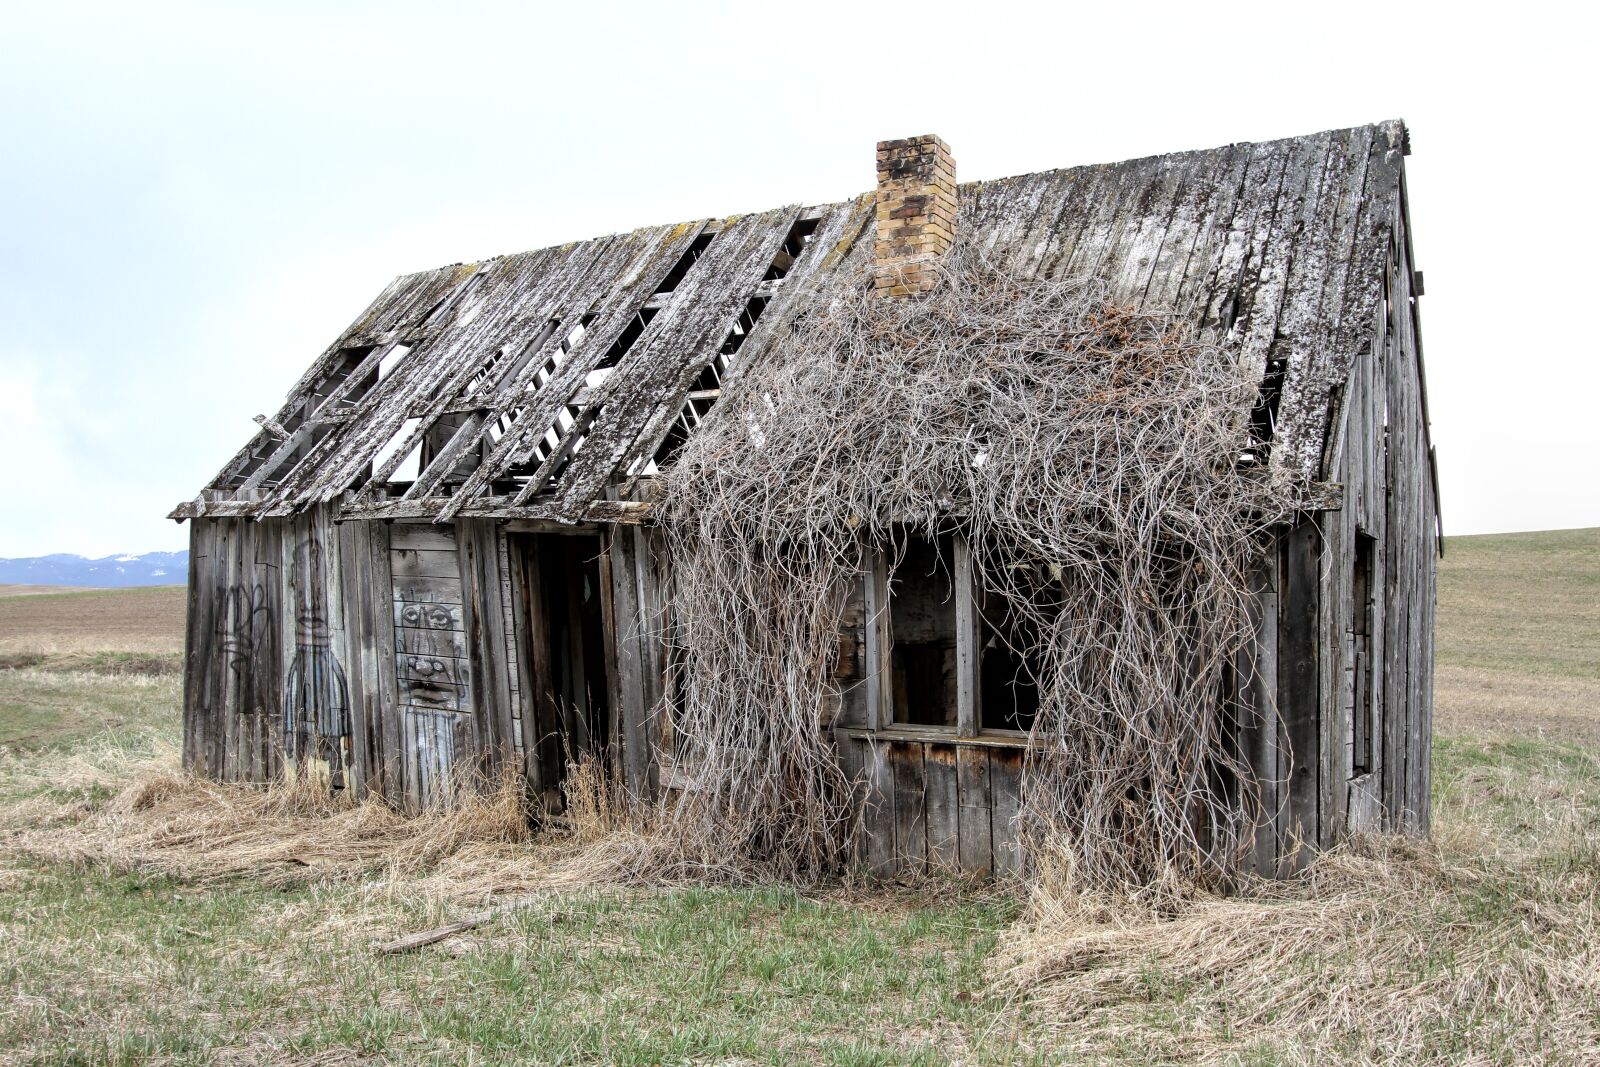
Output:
[1, 0, 1594, 556]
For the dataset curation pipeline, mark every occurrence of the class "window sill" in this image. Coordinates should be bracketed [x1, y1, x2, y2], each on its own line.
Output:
[834, 725, 1033, 749]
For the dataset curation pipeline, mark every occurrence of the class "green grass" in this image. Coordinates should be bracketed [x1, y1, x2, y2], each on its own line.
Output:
[0, 861, 1036, 1065]
[0, 669, 179, 753]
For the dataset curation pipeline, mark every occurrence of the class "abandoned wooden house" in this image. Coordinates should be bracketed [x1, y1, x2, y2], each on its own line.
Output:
[174, 120, 1438, 878]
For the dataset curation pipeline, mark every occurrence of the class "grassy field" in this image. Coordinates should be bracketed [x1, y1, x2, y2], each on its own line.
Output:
[0, 534, 1595, 1066]
[1434, 527, 1600, 743]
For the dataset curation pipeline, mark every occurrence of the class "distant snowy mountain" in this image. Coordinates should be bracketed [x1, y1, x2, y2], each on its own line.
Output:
[0, 550, 188, 587]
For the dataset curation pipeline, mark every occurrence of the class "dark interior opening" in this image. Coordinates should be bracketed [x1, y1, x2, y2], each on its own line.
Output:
[890, 534, 958, 727]
[1244, 356, 1288, 464]
[1351, 532, 1376, 776]
[597, 308, 659, 370]
[979, 645, 1038, 732]
[979, 624, 1040, 733]
[513, 532, 612, 816]
[762, 217, 821, 280]
[655, 232, 716, 294]
[977, 562, 1051, 733]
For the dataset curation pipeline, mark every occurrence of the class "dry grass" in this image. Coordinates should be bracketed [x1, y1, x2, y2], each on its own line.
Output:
[994, 800, 1599, 1064]
[991, 526, 1600, 1065]
[9, 765, 535, 895]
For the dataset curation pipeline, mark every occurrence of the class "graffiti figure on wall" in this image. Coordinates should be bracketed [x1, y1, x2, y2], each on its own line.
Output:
[283, 534, 352, 785]
[212, 581, 274, 715]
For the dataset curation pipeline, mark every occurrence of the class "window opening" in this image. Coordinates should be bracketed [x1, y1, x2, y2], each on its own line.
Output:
[977, 562, 1050, 733]
[889, 533, 959, 728]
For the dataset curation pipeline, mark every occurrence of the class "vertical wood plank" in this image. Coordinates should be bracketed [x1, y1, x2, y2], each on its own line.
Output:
[454, 520, 488, 770]
[1279, 517, 1322, 873]
[863, 551, 889, 731]
[835, 735, 866, 868]
[337, 519, 376, 798]
[863, 739, 896, 877]
[219, 517, 243, 784]
[924, 744, 960, 870]
[608, 526, 648, 796]
[955, 745, 993, 874]
[953, 534, 977, 737]
[989, 747, 1024, 877]
[890, 742, 927, 874]
[457, 518, 518, 778]
[595, 532, 623, 790]
[180, 521, 213, 776]
[368, 521, 403, 806]
[630, 524, 664, 795]
[1240, 549, 1280, 876]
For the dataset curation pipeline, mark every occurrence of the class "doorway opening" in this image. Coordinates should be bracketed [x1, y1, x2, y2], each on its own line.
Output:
[512, 532, 612, 816]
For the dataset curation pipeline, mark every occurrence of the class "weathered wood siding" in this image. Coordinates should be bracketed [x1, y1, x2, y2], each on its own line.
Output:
[833, 733, 1026, 877]
[390, 522, 469, 806]
[185, 504, 367, 788]
[183, 513, 285, 784]
[185, 515, 527, 813]
[1235, 141, 1437, 871]
[606, 523, 668, 797]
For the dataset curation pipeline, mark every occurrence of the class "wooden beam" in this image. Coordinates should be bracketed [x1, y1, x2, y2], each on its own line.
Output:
[953, 533, 977, 737]
[862, 550, 890, 732]
[834, 725, 1031, 750]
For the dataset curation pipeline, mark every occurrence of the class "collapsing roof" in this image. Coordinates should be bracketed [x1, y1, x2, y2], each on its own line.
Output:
[173, 120, 1417, 525]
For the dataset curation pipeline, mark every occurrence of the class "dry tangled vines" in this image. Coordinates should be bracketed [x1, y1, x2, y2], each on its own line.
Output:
[651, 246, 1294, 889]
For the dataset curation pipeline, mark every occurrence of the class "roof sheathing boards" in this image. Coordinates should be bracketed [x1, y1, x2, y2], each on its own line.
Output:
[172, 121, 1410, 524]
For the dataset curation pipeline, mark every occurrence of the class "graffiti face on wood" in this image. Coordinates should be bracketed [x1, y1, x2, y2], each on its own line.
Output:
[399, 603, 456, 630]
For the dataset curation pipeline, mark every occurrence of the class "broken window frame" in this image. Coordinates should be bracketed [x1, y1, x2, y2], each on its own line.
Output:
[860, 529, 1052, 741]
[863, 529, 979, 738]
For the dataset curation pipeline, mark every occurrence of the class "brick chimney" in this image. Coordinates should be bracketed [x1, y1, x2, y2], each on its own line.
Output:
[873, 134, 957, 296]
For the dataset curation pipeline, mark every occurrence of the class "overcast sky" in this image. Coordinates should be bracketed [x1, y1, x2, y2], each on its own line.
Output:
[1, 0, 1594, 557]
